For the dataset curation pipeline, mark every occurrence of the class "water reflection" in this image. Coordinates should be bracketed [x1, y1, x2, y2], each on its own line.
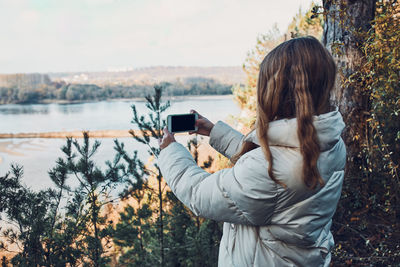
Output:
[56, 103, 84, 114]
[0, 104, 50, 115]
[0, 97, 239, 133]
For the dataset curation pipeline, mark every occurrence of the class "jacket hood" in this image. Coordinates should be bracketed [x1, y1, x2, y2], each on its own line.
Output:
[244, 110, 345, 151]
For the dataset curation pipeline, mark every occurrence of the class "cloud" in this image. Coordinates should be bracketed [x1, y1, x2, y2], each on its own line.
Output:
[84, 0, 116, 5]
[20, 9, 40, 23]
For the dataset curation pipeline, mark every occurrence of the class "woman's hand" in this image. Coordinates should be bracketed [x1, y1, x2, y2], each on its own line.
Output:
[159, 127, 176, 150]
[189, 110, 214, 136]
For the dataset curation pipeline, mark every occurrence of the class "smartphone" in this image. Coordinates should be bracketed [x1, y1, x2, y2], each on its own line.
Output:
[167, 113, 198, 133]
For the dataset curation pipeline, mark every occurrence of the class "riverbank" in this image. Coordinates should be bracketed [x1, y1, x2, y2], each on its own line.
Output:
[0, 140, 29, 166]
[0, 130, 132, 139]
[0, 129, 192, 139]
[1, 94, 236, 105]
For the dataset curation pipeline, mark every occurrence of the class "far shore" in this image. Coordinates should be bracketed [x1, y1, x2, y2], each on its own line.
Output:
[0, 129, 190, 139]
[1, 94, 235, 106]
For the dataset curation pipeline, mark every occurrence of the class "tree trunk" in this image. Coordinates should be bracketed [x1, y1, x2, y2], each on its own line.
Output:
[91, 192, 101, 267]
[158, 175, 164, 267]
[322, 0, 376, 169]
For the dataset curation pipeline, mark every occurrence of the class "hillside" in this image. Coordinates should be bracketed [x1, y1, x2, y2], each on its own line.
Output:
[48, 66, 245, 86]
[0, 73, 51, 88]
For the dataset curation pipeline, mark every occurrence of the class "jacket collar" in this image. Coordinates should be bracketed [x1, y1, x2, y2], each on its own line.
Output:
[244, 110, 345, 151]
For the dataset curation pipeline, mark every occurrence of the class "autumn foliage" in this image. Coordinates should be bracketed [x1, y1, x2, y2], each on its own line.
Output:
[233, 1, 400, 265]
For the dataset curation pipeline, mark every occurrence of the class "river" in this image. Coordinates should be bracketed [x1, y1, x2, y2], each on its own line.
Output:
[0, 95, 240, 190]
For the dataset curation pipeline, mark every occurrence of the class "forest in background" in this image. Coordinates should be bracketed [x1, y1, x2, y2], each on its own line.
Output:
[0, 76, 234, 105]
[1, 0, 399, 266]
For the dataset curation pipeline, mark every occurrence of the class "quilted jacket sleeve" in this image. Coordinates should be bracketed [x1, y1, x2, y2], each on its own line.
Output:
[209, 121, 245, 159]
[158, 142, 278, 225]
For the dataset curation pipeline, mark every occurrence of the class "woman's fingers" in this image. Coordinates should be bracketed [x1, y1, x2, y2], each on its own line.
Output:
[190, 109, 203, 119]
[163, 127, 174, 137]
[163, 127, 168, 134]
[160, 127, 176, 150]
[188, 110, 214, 136]
[189, 110, 200, 135]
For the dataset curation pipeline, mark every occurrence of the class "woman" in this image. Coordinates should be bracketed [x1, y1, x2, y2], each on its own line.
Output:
[158, 36, 346, 267]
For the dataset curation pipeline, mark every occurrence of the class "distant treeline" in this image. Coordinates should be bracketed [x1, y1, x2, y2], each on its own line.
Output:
[0, 77, 234, 104]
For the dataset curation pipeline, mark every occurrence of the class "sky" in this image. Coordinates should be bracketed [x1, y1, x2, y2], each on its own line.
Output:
[0, 0, 320, 73]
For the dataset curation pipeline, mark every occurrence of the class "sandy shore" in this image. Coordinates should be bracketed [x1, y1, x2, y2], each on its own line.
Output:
[0, 141, 26, 155]
[0, 130, 133, 139]
[0, 140, 28, 165]
[0, 129, 191, 139]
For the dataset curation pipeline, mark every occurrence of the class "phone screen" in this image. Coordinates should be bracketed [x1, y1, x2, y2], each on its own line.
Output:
[170, 114, 196, 132]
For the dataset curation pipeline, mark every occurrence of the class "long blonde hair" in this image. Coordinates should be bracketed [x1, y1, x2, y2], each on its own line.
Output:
[232, 36, 337, 189]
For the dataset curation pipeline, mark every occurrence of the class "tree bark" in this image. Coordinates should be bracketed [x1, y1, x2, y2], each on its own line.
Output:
[322, 0, 376, 169]
[158, 176, 164, 267]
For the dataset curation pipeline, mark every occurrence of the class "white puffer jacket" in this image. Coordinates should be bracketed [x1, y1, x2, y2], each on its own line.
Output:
[158, 110, 346, 267]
